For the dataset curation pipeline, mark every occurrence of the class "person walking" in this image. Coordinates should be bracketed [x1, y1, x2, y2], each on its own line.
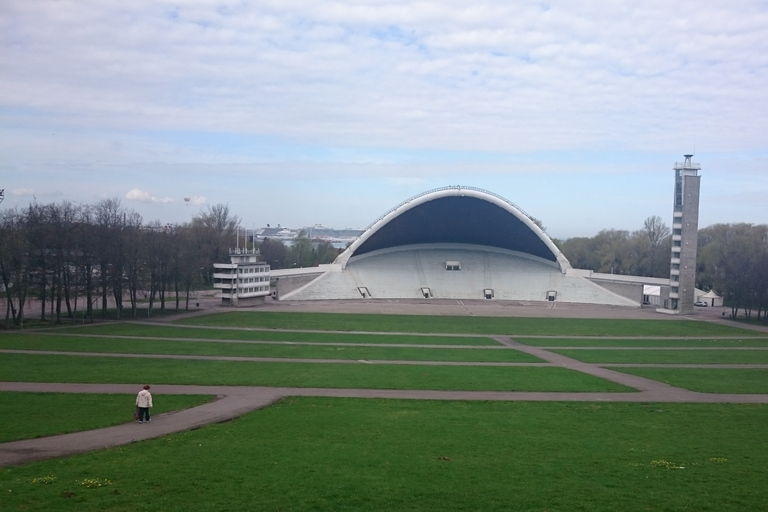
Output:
[136, 385, 153, 423]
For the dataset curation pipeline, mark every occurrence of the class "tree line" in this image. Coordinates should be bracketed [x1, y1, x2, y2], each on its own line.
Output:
[697, 223, 768, 321]
[558, 215, 672, 278]
[0, 200, 338, 327]
[558, 216, 768, 323]
[3, 200, 766, 326]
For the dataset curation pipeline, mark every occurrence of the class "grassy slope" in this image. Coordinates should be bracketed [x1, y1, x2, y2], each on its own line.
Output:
[0, 353, 632, 392]
[0, 335, 540, 363]
[0, 392, 211, 443]
[2, 398, 767, 512]
[49, 323, 496, 345]
[517, 337, 768, 347]
[612, 368, 768, 394]
[177, 311, 766, 337]
[551, 348, 768, 364]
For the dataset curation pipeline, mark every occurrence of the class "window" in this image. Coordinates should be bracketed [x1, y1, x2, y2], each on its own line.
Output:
[445, 261, 461, 271]
[674, 170, 683, 207]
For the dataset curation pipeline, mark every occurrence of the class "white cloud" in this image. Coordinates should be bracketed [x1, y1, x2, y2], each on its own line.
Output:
[2, 0, 766, 152]
[125, 188, 152, 202]
[12, 188, 35, 196]
[185, 196, 206, 205]
[2, 1, 768, 234]
[126, 188, 175, 204]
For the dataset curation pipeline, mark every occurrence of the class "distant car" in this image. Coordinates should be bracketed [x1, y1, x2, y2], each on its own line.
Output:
[694, 301, 707, 307]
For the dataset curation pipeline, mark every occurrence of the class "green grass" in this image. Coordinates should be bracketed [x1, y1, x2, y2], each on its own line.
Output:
[551, 348, 768, 364]
[0, 392, 212, 443]
[45, 323, 496, 345]
[2, 398, 767, 511]
[177, 311, 767, 337]
[0, 353, 632, 392]
[0, 335, 538, 363]
[517, 337, 768, 347]
[612, 368, 768, 394]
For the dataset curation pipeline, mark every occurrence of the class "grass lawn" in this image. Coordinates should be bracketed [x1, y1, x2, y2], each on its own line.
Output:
[0, 353, 632, 392]
[0, 392, 212, 443]
[517, 337, 768, 347]
[551, 348, 768, 364]
[177, 311, 766, 337]
[0, 336, 537, 363]
[2, 398, 767, 512]
[47, 323, 497, 345]
[612, 368, 768, 394]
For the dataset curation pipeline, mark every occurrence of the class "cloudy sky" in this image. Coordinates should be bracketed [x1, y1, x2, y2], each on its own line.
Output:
[2, 1, 767, 238]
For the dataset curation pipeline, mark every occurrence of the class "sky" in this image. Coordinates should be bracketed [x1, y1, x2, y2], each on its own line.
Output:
[1, 0, 767, 239]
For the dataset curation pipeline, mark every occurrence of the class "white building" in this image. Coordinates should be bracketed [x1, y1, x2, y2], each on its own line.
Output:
[275, 186, 639, 306]
[213, 248, 271, 306]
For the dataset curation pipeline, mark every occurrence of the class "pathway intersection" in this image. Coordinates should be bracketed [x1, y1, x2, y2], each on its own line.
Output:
[2, 300, 768, 467]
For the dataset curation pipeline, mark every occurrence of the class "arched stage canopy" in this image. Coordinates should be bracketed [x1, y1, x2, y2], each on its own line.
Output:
[336, 186, 571, 272]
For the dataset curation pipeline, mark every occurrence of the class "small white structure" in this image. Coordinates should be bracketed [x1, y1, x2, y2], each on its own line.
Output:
[213, 248, 271, 306]
[698, 290, 723, 307]
[643, 285, 661, 306]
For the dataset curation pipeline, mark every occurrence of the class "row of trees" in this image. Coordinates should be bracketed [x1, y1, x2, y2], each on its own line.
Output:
[3, 199, 766, 325]
[0, 200, 339, 327]
[558, 215, 672, 278]
[558, 217, 768, 323]
[259, 232, 339, 270]
[697, 224, 768, 321]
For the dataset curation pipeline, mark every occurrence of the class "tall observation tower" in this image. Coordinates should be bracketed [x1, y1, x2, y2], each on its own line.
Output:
[664, 155, 701, 314]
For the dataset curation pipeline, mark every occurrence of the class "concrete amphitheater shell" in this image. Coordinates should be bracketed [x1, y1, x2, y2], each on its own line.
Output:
[281, 186, 638, 306]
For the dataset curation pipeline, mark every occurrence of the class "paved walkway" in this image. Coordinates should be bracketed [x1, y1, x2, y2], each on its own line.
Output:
[3, 332, 768, 467]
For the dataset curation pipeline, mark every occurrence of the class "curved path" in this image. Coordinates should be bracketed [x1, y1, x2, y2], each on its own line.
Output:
[3, 334, 768, 467]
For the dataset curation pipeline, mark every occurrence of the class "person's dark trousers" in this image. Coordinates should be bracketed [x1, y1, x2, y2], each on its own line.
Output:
[138, 407, 150, 422]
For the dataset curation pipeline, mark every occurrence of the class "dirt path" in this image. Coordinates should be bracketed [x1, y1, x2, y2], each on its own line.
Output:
[3, 301, 767, 467]
[2, 380, 768, 468]
[3, 336, 768, 467]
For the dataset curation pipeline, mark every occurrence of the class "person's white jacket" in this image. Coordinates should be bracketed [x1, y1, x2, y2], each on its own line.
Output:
[136, 389, 153, 408]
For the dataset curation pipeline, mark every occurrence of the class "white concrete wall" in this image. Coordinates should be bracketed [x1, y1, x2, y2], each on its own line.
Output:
[284, 244, 637, 306]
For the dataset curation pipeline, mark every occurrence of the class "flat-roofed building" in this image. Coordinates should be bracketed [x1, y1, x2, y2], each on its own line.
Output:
[213, 248, 271, 306]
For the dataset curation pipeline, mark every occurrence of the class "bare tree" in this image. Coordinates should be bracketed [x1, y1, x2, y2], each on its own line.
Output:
[190, 204, 239, 283]
[0, 208, 31, 327]
[259, 238, 287, 269]
[643, 215, 670, 277]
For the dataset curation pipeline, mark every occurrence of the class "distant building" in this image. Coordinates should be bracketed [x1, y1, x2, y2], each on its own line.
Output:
[213, 248, 271, 306]
[697, 289, 723, 307]
[253, 225, 363, 248]
[659, 155, 701, 314]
